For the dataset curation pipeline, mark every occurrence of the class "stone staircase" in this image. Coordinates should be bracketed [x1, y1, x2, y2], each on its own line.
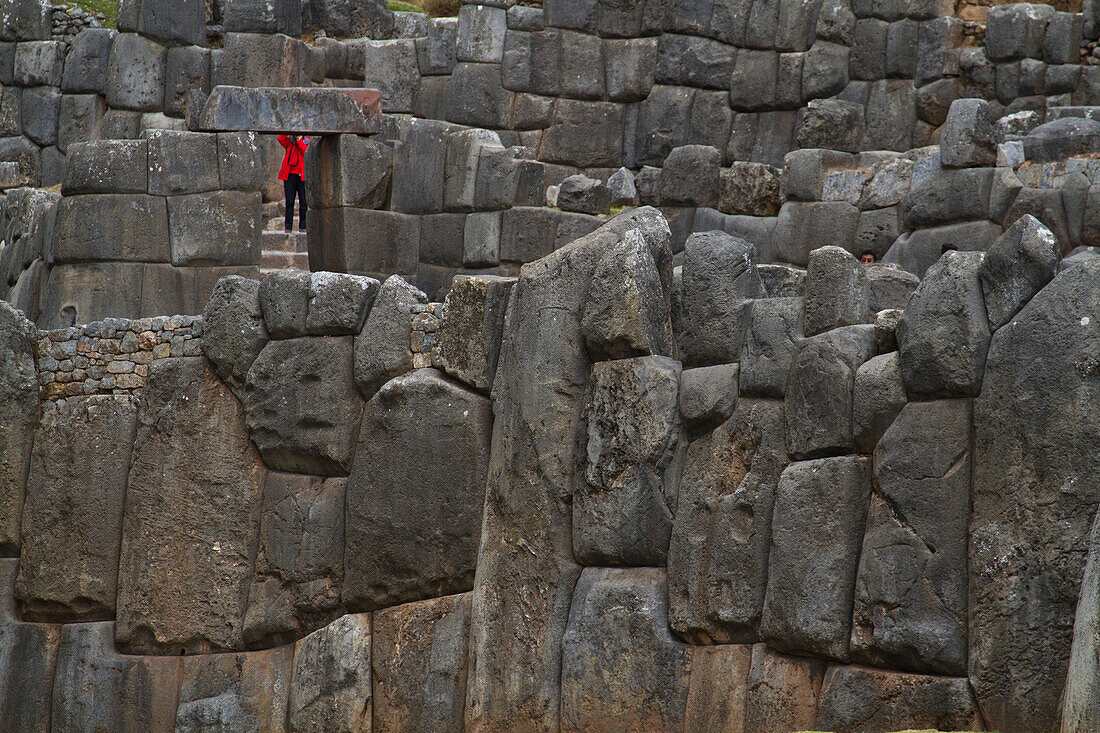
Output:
[261, 201, 309, 276]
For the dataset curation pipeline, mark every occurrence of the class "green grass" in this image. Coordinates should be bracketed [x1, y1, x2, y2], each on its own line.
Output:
[54, 0, 116, 29]
[388, 1, 427, 13]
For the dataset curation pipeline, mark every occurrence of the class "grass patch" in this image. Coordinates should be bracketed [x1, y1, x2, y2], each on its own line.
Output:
[388, 1, 427, 14]
[53, 0, 116, 29]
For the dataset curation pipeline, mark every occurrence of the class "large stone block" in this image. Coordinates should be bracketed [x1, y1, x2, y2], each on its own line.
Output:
[814, 666, 983, 732]
[167, 190, 262, 267]
[0, 301, 37, 555]
[312, 208, 421, 278]
[561, 568, 692, 732]
[115, 357, 266, 654]
[900, 166, 993, 229]
[866, 262, 918, 312]
[897, 250, 991, 398]
[57, 94, 106, 155]
[353, 275, 426, 400]
[539, 99, 624, 168]
[744, 644, 826, 733]
[344, 368, 491, 611]
[195, 86, 382, 135]
[305, 133, 391, 210]
[784, 325, 877, 460]
[773, 200, 861, 267]
[940, 97, 996, 168]
[62, 28, 115, 93]
[852, 351, 906, 454]
[210, 32, 311, 89]
[132, 0, 206, 45]
[176, 646, 293, 732]
[222, 0, 301, 36]
[201, 275, 268, 395]
[373, 594, 471, 733]
[434, 274, 515, 393]
[852, 400, 971, 675]
[0, 0, 51, 41]
[978, 213, 1058, 331]
[669, 399, 789, 644]
[456, 4, 506, 63]
[803, 245, 872, 337]
[50, 621, 181, 732]
[53, 194, 170, 264]
[986, 3, 1055, 61]
[576, 356, 681, 567]
[678, 363, 739, 439]
[679, 231, 764, 367]
[971, 259, 1100, 732]
[761, 455, 872, 661]
[38, 262, 145, 328]
[0, 612, 60, 732]
[217, 131, 264, 191]
[444, 61, 512, 129]
[287, 613, 371, 733]
[20, 86, 59, 147]
[15, 396, 137, 622]
[739, 296, 803, 398]
[684, 644, 752, 733]
[245, 336, 363, 476]
[13, 39, 61, 86]
[882, 219, 1002, 279]
[106, 33, 167, 112]
[146, 129, 219, 196]
[660, 144, 721, 208]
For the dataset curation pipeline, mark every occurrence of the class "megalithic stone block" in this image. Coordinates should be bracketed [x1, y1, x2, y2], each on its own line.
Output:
[192, 86, 382, 135]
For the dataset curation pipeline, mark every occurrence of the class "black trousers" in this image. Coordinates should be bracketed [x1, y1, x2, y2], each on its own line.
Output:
[284, 174, 307, 230]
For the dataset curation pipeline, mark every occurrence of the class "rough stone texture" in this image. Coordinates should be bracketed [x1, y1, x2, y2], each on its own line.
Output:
[684, 644, 752, 733]
[0, 301, 37, 555]
[466, 209, 672, 732]
[561, 567, 691, 732]
[353, 275, 427, 400]
[971, 259, 1100, 733]
[803, 245, 872, 337]
[15, 396, 136, 622]
[784, 325, 877, 460]
[105, 32, 167, 112]
[373, 593, 471, 733]
[761, 456, 872, 662]
[1064, 505, 1100, 733]
[897, 250, 991, 398]
[814, 666, 983, 732]
[175, 646, 293, 732]
[669, 399, 789, 645]
[344, 369, 491, 611]
[287, 613, 372, 733]
[0, 588, 60, 731]
[50, 621, 181, 732]
[63, 139, 147, 195]
[201, 275, 268, 395]
[434, 274, 515, 393]
[979, 213, 1059, 332]
[739, 297, 803, 398]
[679, 231, 764, 366]
[744, 644, 827, 733]
[852, 400, 971, 676]
[306, 272, 379, 336]
[195, 85, 382, 135]
[575, 356, 681, 567]
[245, 336, 363, 477]
[940, 97, 996, 168]
[115, 357, 266, 654]
[53, 194, 170, 264]
[167, 190, 263, 267]
[678, 363, 739, 439]
[852, 351, 906, 454]
[1023, 117, 1100, 163]
[719, 162, 782, 217]
[258, 270, 310, 339]
[866, 264, 919, 312]
[557, 173, 611, 215]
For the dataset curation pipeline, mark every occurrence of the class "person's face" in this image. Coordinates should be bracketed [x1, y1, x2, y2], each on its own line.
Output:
[860, 253, 875, 264]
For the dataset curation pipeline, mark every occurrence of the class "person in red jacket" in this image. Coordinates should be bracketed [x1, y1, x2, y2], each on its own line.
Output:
[278, 133, 310, 232]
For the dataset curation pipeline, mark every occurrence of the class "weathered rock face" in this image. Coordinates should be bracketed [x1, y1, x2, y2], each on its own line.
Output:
[373, 593, 471, 733]
[1063, 506, 1100, 733]
[678, 363, 739, 439]
[194, 85, 382, 135]
[287, 613, 372, 733]
[561, 568, 691, 733]
[684, 644, 752, 733]
[971, 259, 1100, 732]
[851, 352, 906, 454]
[897, 250, 991, 398]
[175, 645, 294, 732]
[466, 209, 672, 732]
[115, 357, 266, 655]
[353, 275, 427, 400]
[669, 399, 788, 645]
[344, 368, 491, 612]
[201, 275, 268, 396]
[575, 355, 681, 567]
[744, 643, 827, 733]
[15, 395, 137, 622]
[244, 336, 363, 477]
[761, 455, 872, 662]
[814, 665, 984, 732]
[51, 621, 181, 732]
[852, 400, 970, 676]
[739, 296, 803, 398]
[0, 301, 38, 556]
[978, 213, 1059, 331]
[434, 274, 515, 393]
[803, 245, 871, 337]
[0, 558, 60, 733]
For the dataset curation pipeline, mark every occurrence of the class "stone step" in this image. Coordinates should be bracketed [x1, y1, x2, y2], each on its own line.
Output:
[261, 251, 310, 270]
[265, 216, 309, 232]
[1047, 106, 1100, 122]
[263, 231, 309, 254]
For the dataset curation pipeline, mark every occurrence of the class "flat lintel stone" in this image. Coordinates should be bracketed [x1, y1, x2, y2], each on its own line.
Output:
[193, 86, 382, 135]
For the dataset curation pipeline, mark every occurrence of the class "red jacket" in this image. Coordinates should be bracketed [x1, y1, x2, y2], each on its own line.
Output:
[278, 135, 310, 181]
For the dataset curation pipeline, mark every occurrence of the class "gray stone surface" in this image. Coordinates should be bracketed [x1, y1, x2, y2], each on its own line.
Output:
[353, 275, 427, 400]
[773, 201, 861, 267]
[669, 399, 789, 644]
[195, 85, 382, 135]
[866, 264, 919, 312]
[106, 33, 167, 112]
[758, 264, 806, 299]
[0, 607, 59, 731]
[852, 400, 971, 676]
[784, 325, 877, 460]
[897, 251, 991, 398]
[679, 363, 739, 438]
[719, 162, 782, 217]
[53, 194, 170, 264]
[344, 368, 490, 611]
[245, 336, 363, 476]
[745, 644, 827, 733]
[306, 272, 379, 336]
[14, 39, 61, 86]
[852, 351, 906, 454]
[168, 190, 262, 267]
[434, 274, 515, 393]
[940, 98, 996, 168]
[680, 231, 764, 366]
[979, 214, 1058, 331]
[20, 85, 60, 147]
[739, 296, 803, 398]
[1023, 117, 1100, 162]
[61, 28, 115, 93]
[900, 166, 993, 229]
[803, 246, 872, 337]
[761, 455, 872, 661]
[133, 0, 207, 45]
[1064, 505, 1100, 733]
[146, 129, 219, 196]
[15, 396, 136, 622]
[116, 357, 265, 654]
[575, 356, 681, 567]
[259, 270, 310, 339]
[561, 568, 691, 732]
[0, 301, 37, 555]
[175, 646, 293, 732]
[287, 613, 372, 733]
[971, 259, 1100, 732]
[305, 133, 392, 210]
[660, 144, 721, 208]
[201, 275, 268, 395]
[556, 174, 611, 215]
[882, 220, 1002, 279]
[373, 594, 471, 733]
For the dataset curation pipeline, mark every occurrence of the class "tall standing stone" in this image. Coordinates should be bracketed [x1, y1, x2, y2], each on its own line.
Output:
[0, 301, 37, 556]
[971, 259, 1100, 732]
[175, 646, 293, 732]
[115, 357, 266, 654]
[287, 613, 372, 733]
